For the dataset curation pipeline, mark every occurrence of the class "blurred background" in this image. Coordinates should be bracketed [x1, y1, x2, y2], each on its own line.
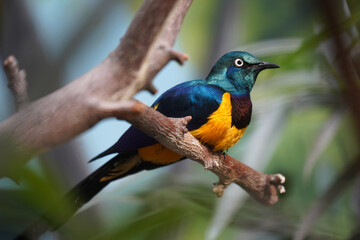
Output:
[0, 0, 359, 239]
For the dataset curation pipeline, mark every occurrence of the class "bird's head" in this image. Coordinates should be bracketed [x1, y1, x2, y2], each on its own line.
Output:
[206, 51, 279, 93]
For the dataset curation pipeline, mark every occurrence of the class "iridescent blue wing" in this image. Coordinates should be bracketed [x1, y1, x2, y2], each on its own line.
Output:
[90, 80, 225, 161]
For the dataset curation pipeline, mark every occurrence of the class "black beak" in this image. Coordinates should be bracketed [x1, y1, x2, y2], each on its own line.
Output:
[255, 61, 280, 70]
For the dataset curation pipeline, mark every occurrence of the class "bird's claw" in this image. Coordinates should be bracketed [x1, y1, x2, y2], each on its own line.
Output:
[180, 116, 192, 133]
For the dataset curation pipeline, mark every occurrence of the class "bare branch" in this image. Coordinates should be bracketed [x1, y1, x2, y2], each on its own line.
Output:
[0, 0, 192, 163]
[90, 98, 285, 204]
[119, 103, 285, 205]
[3, 55, 28, 110]
[168, 48, 189, 65]
[0, 0, 284, 207]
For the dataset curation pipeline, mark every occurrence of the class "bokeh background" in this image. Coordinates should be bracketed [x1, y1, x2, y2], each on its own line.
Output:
[0, 0, 359, 239]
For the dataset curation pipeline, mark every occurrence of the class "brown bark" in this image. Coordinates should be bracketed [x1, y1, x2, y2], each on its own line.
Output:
[0, 0, 284, 207]
[117, 101, 285, 205]
[0, 0, 192, 159]
[3, 55, 28, 110]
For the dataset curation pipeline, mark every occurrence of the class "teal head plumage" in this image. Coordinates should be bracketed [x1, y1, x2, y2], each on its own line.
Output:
[206, 51, 279, 93]
[68, 51, 279, 221]
[18, 51, 280, 234]
[93, 50, 280, 161]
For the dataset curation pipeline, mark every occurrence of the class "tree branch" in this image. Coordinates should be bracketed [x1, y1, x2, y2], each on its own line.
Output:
[0, 0, 193, 162]
[0, 0, 285, 206]
[3, 55, 28, 110]
[109, 101, 286, 205]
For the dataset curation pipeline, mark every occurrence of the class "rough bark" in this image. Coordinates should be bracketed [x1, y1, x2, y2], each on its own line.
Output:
[123, 102, 285, 205]
[0, 0, 192, 162]
[0, 0, 284, 207]
[3, 55, 28, 110]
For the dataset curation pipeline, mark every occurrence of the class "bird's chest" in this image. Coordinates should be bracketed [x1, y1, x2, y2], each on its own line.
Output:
[190, 92, 252, 151]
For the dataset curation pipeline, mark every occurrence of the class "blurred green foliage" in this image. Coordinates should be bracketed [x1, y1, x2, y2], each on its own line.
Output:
[1, 0, 360, 239]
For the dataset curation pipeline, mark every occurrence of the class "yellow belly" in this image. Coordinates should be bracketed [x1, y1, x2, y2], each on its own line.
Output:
[138, 92, 247, 164]
[190, 92, 246, 151]
[138, 143, 183, 164]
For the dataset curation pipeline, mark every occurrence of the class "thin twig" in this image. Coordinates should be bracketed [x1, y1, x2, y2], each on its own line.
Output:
[0, 0, 192, 161]
[1, 1, 288, 238]
[3, 55, 28, 110]
[0, 0, 284, 210]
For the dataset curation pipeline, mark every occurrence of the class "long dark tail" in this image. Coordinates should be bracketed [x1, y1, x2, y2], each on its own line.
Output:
[15, 152, 139, 240]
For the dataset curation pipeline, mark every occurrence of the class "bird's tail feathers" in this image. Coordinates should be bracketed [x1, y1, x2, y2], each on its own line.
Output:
[69, 151, 139, 204]
[88, 145, 120, 162]
[15, 152, 139, 239]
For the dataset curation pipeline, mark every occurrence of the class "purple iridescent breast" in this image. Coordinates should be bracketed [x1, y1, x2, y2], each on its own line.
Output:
[230, 94, 252, 129]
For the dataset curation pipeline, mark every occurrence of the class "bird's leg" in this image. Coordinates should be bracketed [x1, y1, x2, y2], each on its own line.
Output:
[222, 151, 227, 160]
[218, 151, 227, 165]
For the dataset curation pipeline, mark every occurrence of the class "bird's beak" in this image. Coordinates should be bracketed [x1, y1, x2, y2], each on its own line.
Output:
[255, 61, 280, 70]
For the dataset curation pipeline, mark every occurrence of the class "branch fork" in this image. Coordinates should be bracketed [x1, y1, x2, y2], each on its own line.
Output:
[166, 46, 189, 65]
[0, 0, 285, 206]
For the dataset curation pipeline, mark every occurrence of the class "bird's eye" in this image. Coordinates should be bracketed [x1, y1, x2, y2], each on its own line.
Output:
[234, 58, 244, 67]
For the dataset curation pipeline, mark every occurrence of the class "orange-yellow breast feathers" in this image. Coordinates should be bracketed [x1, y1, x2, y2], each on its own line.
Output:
[190, 92, 246, 151]
[138, 92, 247, 164]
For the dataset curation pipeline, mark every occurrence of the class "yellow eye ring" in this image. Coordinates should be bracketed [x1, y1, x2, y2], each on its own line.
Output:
[234, 58, 244, 67]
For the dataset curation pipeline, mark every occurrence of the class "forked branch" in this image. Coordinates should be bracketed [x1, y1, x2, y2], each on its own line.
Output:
[0, 0, 284, 209]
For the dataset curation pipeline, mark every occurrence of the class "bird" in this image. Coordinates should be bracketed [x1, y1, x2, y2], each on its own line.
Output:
[20, 51, 279, 234]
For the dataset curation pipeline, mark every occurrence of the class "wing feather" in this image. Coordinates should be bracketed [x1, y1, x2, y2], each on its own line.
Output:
[90, 81, 225, 161]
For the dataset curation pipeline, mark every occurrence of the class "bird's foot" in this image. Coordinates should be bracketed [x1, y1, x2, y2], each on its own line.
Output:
[269, 173, 286, 194]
